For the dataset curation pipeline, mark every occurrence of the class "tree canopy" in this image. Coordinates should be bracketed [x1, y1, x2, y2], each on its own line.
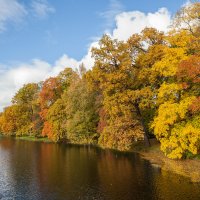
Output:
[0, 2, 199, 159]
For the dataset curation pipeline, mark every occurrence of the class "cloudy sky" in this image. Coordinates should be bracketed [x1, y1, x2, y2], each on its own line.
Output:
[0, 0, 188, 111]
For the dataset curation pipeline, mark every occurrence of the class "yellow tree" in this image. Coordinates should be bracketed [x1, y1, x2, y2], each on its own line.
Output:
[128, 28, 167, 145]
[151, 3, 200, 158]
[0, 105, 32, 136]
[91, 35, 144, 150]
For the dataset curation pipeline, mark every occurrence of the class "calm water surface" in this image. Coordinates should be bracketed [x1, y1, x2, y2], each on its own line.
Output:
[0, 137, 199, 200]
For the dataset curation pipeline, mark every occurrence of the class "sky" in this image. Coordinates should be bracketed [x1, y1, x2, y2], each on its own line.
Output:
[0, 0, 191, 111]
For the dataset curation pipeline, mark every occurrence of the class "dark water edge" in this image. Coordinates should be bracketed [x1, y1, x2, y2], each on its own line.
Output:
[0, 137, 200, 200]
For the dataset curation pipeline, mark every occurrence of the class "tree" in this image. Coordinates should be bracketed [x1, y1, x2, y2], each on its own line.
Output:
[12, 83, 42, 136]
[0, 83, 41, 136]
[172, 2, 200, 35]
[0, 105, 32, 136]
[151, 25, 200, 159]
[39, 68, 79, 140]
[42, 99, 67, 141]
[91, 35, 144, 150]
[63, 75, 99, 144]
[128, 28, 166, 145]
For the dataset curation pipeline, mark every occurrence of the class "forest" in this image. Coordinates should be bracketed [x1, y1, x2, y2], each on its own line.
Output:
[0, 2, 199, 160]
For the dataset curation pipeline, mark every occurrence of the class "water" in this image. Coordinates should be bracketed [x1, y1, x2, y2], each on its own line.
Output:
[0, 137, 199, 200]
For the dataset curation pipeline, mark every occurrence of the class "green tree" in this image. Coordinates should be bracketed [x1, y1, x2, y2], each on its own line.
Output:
[63, 74, 99, 144]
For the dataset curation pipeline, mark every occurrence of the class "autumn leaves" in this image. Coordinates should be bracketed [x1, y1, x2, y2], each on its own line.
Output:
[0, 2, 199, 159]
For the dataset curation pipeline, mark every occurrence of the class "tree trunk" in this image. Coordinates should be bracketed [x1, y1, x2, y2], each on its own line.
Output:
[134, 103, 151, 147]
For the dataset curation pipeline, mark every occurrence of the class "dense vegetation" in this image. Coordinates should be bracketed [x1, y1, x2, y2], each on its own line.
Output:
[0, 3, 199, 159]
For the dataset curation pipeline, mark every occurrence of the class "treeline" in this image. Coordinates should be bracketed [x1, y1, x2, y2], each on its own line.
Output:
[0, 3, 200, 159]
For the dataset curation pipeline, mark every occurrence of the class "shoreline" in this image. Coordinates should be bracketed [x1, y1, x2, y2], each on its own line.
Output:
[137, 145, 200, 183]
[1, 135, 200, 183]
[0, 135, 52, 143]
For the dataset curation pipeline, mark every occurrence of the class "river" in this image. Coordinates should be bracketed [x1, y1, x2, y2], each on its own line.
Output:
[0, 137, 199, 200]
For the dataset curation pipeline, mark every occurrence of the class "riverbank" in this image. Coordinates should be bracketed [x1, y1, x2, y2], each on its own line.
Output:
[0, 135, 52, 143]
[137, 142, 200, 183]
[17, 136, 52, 142]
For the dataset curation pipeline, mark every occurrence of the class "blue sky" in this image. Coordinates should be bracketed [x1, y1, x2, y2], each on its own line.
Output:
[0, 0, 190, 110]
[0, 0, 186, 64]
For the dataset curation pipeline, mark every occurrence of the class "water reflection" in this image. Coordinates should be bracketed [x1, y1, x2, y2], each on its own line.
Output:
[0, 138, 199, 200]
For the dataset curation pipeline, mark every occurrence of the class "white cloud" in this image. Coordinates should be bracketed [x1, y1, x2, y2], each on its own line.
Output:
[0, 59, 50, 110]
[80, 40, 99, 69]
[0, 46, 99, 111]
[0, 54, 91, 111]
[0, 0, 27, 32]
[0, 7, 172, 111]
[49, 55, 80, 76]
[31, 0, 55, 18]
[111, 8, 171, 40]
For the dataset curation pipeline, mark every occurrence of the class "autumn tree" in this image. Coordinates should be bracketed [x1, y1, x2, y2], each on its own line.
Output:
[127, 28, 167, 145]
[44, 99, 67, 141]
[0, 83, 41, 136]
[91, 35, 145, 150]
[62, 75, 99, 144]
[0, 105, 32, 135]
[151, 3, 200, 159]
[39, 68, 78, 141]
[12, 83, 42, 136]
[173, 2, 200, 35]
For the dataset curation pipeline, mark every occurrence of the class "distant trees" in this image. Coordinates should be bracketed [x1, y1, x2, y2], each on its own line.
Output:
[0, 2, 199, 159]
[0, 83, 40, 136]
[63, 76, 99, 144]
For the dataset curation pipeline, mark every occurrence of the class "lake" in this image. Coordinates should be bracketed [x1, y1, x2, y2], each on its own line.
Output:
[0, 137, 199, 200]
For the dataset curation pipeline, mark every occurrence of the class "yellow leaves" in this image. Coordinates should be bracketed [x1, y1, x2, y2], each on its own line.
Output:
[93, 22, 200, 154]
[98, 118, 144, 151]
[152, 97, 199, 159]
[179, 97, 195, 117]
[153, 46, 188, 77]
[152, 97, 195, 136]
[152, 103, 178, 137]
[1, 2, 199, 160]
[151, 30, 200, 159]
[141, 28, 164, 45]
[167, 30, 194, 48]
[160, 121, 200, 159]
[157, 82, 182, 103]
[139, 26, 199, 159]
[153, 31, 198, 80]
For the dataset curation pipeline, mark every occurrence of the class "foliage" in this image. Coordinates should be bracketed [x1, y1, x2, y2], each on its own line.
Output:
[0, 104, 32, 135]
[91, 34, 145, 150]
[43, 99, 67, 142]
[0, 2, 199, 159]
[151, 4, 200, 158]
[63, 77, 99, 144]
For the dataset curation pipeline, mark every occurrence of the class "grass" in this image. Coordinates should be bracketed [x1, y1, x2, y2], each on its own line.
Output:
[16, 135, 51, 143]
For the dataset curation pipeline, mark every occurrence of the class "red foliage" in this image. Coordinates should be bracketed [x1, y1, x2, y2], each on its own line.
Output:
[42, 121, 54, 138]
[39, 77, 62, 139]
[178, 55, 200, 84]
[39, 77, 62, 109]
[189, 96, 200, 113]
[97, 108, 107, 134]
[39, 109, 48, 120]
